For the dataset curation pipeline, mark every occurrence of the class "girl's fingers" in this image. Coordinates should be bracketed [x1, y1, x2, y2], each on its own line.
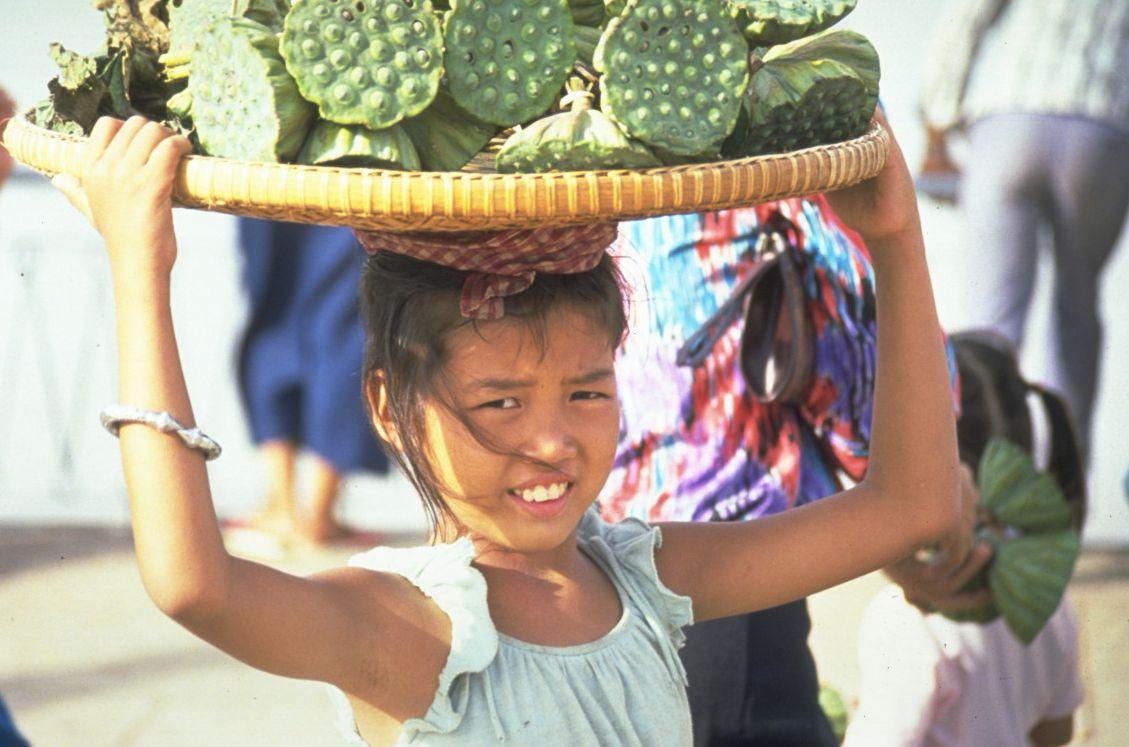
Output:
[935, 585, 994, 614]
[144, 134, 193, 180]
[52, 173, 94, 223]
[83, 117, 126, 175]
[124, 121, 176, 170]
[99, 115, 151, 167]
[941, 541, 992, 594]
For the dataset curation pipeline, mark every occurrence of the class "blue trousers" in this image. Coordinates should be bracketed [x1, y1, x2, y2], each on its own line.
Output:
[959, 114, 1129, 456]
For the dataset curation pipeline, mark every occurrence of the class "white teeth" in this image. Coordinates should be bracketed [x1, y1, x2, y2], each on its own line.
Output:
[517, 482, 568, 503]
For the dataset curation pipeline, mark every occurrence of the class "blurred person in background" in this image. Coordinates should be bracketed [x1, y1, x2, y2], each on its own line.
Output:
[225, 219, 390, 549]
[845, 331, 1087, 747]
[917, 0, 1129, 460]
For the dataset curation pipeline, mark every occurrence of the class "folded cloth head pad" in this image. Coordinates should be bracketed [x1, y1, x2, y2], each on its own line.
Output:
[354, 223, 621, 320]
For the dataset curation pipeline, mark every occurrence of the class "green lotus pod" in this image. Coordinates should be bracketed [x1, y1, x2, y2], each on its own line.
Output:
[166, 88, 194, 119]
[724, 28, 878, 158]
[296, 120, 421, 168]
[570, 0, 607, 27]
[595, 0, 749, 156]
[979, 438, 1074, 533]
[496, 81, 659, 172]
[604, 0, 626, 18]
[188, 17, 317, 161]
[280, 0, 444, 130]
[444, 0, 577, 127]
[167, 0, 291, 60]
[990, 530, 1080, 644]
[575, 25, 602, 66]
[728, 0, 857, 46]
[400, 87, 498, 171]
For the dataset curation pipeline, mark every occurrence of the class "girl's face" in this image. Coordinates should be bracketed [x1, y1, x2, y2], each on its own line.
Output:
[421, 305, 620, 554]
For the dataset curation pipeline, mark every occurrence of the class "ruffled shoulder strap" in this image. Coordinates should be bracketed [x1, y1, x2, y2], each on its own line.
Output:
[342, 539, 500, 739]
[578, 507, 694, 683]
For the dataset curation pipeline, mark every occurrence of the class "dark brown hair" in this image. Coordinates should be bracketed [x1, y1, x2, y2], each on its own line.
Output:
[359, 251, 628, 531]
[953, 330, 1087, 530]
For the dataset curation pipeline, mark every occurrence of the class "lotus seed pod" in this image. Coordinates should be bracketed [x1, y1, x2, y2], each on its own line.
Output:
[400, 87, 498, 171]
[296, 120, 422, 168]
[188, 17, 317, 161]
[496, 87, 660, 172]
[596, 0, 748, 156]
[729, 0, 857, 46]
[569, 0, 607, 27]
[281, 0, 444, 129]
[167, 0, 291, 60]
[724, 29, 878, 158]
[166, 88, 194, 119]
[444, 0, 577, 127]
[574, 25, 602, 66]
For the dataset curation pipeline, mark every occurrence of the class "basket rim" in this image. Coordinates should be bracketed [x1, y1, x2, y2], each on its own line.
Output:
[2, 112, 889, 232]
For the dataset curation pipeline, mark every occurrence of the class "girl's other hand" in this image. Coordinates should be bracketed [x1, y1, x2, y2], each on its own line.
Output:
[53, 116, 192, 281]
[825, 110, 921, 246]
[883, 465, 993, 614]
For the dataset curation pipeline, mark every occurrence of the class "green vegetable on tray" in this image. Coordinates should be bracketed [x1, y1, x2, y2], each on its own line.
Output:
[32, 0, 883, 172]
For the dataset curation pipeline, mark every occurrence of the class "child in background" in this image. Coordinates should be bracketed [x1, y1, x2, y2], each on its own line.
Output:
[51, 110, 959, 745]
[845, 331, 1086, 747]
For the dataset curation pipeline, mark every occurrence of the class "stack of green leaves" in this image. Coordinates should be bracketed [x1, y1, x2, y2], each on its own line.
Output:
[944, 438, 1081, 645]
[34, 0, 882, 172]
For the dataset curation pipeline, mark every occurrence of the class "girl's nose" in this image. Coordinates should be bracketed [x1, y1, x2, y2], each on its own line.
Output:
[518, 417, 580, 463]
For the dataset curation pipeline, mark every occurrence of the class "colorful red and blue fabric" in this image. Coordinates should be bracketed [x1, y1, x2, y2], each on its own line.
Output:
[601, 196, 955, 523]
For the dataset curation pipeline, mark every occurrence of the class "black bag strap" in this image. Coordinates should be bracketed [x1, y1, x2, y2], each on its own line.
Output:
[674, 219, 798, 369]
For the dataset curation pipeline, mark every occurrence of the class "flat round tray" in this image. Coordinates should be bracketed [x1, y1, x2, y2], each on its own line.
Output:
[2, 114, 888, 232]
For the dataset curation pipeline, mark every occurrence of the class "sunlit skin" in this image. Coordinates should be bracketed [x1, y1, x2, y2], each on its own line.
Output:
[373, 306, 627, 646]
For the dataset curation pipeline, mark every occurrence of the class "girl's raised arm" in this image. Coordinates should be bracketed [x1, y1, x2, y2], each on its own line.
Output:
[656, 114, 962, 621]
[53, 116, 449, 706]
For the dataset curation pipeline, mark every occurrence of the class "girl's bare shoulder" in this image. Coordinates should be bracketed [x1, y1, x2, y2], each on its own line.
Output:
[312, 563, 453, 708]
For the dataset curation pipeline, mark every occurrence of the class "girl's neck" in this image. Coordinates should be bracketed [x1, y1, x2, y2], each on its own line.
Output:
[470, 531, 586, 582]
[431, 516, 588, 581]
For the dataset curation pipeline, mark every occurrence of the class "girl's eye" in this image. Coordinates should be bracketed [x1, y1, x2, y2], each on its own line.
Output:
[480, 396, 520, 410]
[571, 390, 609, 401]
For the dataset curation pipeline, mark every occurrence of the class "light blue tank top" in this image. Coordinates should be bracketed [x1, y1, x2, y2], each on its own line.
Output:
[328, 507, 695, 745]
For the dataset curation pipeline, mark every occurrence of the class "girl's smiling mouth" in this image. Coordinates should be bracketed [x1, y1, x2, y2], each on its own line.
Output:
[507, 479, 574, 518]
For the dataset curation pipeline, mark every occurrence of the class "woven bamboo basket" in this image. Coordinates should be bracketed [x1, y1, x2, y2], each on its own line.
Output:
[2, 114, 888, 232]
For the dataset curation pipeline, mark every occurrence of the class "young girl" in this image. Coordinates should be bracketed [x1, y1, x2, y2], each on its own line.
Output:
[845, 331, 1087, 747]
[52, 111, 959, 745]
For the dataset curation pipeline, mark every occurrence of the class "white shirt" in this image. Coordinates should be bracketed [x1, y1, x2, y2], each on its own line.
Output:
[844, 585, 1083, 747]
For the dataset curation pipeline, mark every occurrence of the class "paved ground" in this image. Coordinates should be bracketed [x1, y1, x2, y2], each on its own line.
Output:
[1, 526, 1126, 746]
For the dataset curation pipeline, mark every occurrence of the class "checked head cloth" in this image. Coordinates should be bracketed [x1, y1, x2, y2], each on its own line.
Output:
[354, 223, 621, 320]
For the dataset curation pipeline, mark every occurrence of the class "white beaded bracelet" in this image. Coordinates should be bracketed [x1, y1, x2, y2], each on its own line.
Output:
[99, 405, 222, 461]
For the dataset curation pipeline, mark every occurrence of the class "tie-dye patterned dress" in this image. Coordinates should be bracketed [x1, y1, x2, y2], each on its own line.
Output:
[601, 196, 880, 523]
